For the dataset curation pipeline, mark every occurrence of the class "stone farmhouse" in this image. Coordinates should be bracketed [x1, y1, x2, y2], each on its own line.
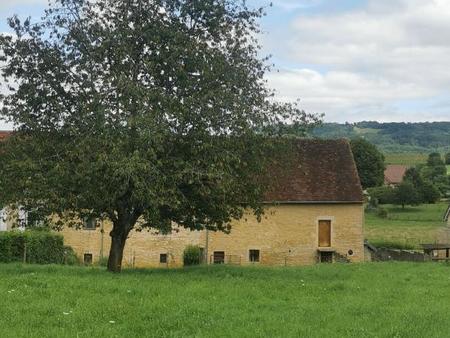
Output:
[61, 139, 364, 267]
[1, 132, 364, 267]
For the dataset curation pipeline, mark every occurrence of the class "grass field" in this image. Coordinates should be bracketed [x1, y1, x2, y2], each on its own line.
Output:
[1, 263, 450, 337]
[383, 153, 428, 166]
[365, 202, 449, 248]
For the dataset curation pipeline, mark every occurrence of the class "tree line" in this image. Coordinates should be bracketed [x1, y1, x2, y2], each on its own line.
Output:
[313, 121, 450, 153]
[350, 139, 450, 209]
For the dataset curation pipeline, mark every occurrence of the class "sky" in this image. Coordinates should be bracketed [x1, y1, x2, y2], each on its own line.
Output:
[1, 0, 450, 129]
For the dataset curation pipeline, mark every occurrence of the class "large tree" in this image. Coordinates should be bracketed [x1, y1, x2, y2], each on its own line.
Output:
[350, 138, 385, 189]
[0, 0, 318, 272]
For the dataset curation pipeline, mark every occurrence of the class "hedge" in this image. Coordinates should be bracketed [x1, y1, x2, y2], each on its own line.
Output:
[0, 231, 73, 264]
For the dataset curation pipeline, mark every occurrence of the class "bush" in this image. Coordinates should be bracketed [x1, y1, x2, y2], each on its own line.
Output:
[445, 152, 450, 165]
[366, 196, 379, 210]
[183, 245, 202, 266]
[368, 186, 395, 204]
[0, 231, 70, 264]
[376, 207, 388, 219]
[63, 246, 80, 265]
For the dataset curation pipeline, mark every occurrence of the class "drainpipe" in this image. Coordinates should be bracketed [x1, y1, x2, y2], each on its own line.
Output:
[205, 229, 209, 264]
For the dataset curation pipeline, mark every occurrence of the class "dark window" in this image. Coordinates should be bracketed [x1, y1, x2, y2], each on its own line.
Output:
[199, 247, 205, 263]
[347, 249, 354, 256]
[83, 217, 96, 230]
[249, 249, 260, 262]
[319, 251, 333, 263]
[84, 253, 93, 265]
[160, 253, 167, 264]
[213, 251, 225, 264]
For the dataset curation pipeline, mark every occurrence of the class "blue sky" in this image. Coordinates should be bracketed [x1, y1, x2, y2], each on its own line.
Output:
[1, 0, 450, 128]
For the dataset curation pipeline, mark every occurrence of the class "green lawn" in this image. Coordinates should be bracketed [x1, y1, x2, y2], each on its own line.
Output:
[1, 263, 450, 337]
[365, 203, 449, 248]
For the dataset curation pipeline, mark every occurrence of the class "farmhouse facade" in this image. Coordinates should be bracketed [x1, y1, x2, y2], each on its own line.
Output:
[61, 139, 365, 267]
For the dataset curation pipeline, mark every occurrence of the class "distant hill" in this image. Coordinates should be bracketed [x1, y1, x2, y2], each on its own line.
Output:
[312, 121, 450, 154]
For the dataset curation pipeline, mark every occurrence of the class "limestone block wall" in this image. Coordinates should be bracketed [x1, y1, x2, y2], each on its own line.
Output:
[60, 203, 364, 267]
[207, 204, 364, 266]
[60, 224, 204, 268]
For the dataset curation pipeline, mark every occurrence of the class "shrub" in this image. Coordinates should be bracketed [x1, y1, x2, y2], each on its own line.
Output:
[445, 152, 450, 165]
[366, 196, 379, 210]
[183, 245, 202, 266]
[0, 231, 70, 264]
[63, 246, 80, 265]
[368, 186, 395, 204]
[376, 207, 388, 219]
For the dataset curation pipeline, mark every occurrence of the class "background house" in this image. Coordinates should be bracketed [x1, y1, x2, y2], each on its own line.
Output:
[384, 164, 408, 186]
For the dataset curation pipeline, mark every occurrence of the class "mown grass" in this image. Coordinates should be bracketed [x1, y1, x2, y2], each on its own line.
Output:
[1, 263, 450, 337]
[365, 202, 449, 248]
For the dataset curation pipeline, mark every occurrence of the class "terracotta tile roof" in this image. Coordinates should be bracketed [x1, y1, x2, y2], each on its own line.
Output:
[384, 165, 408, 185]
[265, 139, 363, 203]
[0, 131, 12, 140]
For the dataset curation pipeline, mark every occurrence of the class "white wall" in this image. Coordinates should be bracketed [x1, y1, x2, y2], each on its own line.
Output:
[0, 208, 6, 231]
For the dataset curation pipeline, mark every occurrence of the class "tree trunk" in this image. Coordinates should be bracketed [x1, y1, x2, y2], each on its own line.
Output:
[107, 226, 129, 273]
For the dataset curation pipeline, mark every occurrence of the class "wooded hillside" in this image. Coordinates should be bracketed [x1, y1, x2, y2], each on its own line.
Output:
[312, 122, 450, 153]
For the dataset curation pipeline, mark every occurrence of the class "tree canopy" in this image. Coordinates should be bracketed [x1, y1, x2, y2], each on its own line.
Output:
[0, 0, 319, 272]
[350, 138, 385, 189]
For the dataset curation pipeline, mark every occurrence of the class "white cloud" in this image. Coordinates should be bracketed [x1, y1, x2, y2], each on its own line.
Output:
[0, 0, 46, 11]
[268, 0, 450, 121]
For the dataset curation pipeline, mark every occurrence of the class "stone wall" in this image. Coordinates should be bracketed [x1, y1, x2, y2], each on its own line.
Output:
[60, 203, 364, 268]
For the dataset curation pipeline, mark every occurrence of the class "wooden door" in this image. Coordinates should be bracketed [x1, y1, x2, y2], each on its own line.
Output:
[318, 220, 331, 247]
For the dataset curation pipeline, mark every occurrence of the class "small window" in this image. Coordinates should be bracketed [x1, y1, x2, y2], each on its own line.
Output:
[347, 249, 354, 256]
[319, 251, 333, 263]
[213, 251, 225, 264]
[83, 217, 96, 230]
[249, 249, 260, 262]
[84, 253, 93, 265]
[160, 253, 167, 264]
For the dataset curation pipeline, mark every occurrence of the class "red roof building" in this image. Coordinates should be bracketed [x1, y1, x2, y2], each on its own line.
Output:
[384, 165, 408, 186]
